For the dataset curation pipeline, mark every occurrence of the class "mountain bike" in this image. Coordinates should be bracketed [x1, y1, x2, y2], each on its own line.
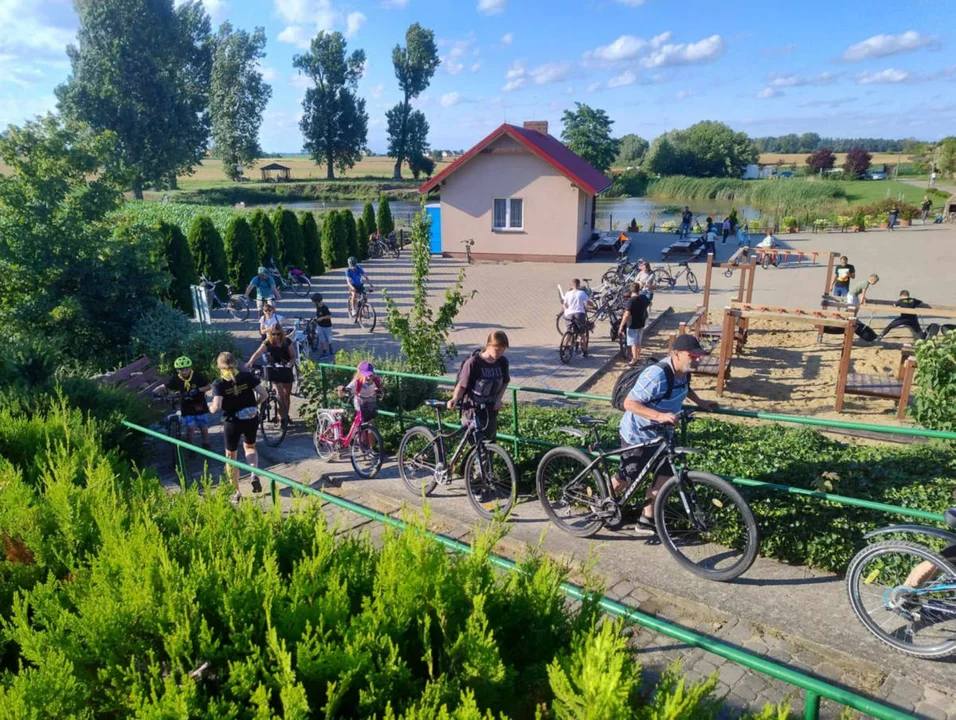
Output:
[313, 392, 384, 479]
[369, 233, 401, 259]
[651, 261, 700, 293]
[151, 390, 185, 472]
[846, 508, 956, 659]
[266, 259, 312, 297]
[251, 365, 289, 447]
[349, 285, 377, 332]
[198, 273, 251, 321]
[554, 279, 618, 336]
[397, 399, 518, 520]
[559, 316, 590, 364]
[536, 410, 758, 581]
[601, 256, 638, 288]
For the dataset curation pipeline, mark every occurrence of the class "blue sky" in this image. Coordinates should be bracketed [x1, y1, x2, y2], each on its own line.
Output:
[1, 0, 954, 154]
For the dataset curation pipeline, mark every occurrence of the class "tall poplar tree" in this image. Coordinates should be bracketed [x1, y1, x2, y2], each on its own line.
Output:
[387, 24, 439, 179]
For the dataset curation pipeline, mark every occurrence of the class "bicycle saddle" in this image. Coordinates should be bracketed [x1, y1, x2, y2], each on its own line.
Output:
[424, 399, 445, 409]
[577, 416, 607, 426]
[945, 508, 956, 529]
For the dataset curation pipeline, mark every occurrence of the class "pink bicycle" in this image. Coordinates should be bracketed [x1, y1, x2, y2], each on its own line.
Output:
[313, 398, 384, 478]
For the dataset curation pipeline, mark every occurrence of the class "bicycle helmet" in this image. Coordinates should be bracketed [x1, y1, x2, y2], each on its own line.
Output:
[257, 266, 268, 275]
[311, 293, 323, 303]
[347, 256, 357, 268]
[174, 356, 193, 370]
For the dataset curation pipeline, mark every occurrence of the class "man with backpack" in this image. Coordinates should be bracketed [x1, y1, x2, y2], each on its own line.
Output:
[611, 335, 718, 532]
[448, 330, 511, 442]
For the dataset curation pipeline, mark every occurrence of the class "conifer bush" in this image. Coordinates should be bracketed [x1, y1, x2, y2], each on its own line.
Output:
[362, 200, 377, 239]
[272, 206, 305, 270]
[321, 210, 349, 269]
[223, 215, 259, 288]
[356, 217, 368, 260]
[186, 215, 228, 283]
[377, 193, 394, 237]
[299, 211, 324, 276]
[249, 208, 278, 265]
[343, 208, 359, 260]
[156, 221, 197, 312]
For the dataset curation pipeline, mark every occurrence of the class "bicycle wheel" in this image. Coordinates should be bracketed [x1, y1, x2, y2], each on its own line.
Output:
[389, 247, 401, 260]
[350, 424, 383, 478]
[292, 363, 302, 396]
[258, 394, 288, 447]
[686, 270, 699, 293]
[761, 252, 772, 270]
[313, 411, 338, 460]
[536, 446, 606, 538]
[166, 416, 182, 471]
[370, 243, 383, 259]
[559, 331, 574, 364]
[601, 269, 620, 286]
[358, 301, 376, 332]
[618, 328, 629, 359]
[654, 471, 758, 582]
[555, 311, 565, 336]
[653, 267, 674, 288]
[846, 540, 956, 659]
[292, 275, 312, 297]
[227, 297, 249, 322]
[464, 442, 518, 520]
[398, 426, 440, 496]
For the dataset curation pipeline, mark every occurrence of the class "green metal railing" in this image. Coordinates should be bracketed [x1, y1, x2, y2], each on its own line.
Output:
[313, 362, 950, 524]
[124, 420, 914, 720]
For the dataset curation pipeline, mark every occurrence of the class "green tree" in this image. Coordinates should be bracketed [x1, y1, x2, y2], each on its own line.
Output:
[387, 24, 440, 179]
[272, 207, 305, 269]
[293, 31, 368, 179]
[356, 217, 368, 260]
[0, 116, 166, 365]
[321, 210, 348, 269]
[249, 208, 278, 265]
[57, 0, 213, 198]
[672, 121, 758, 177]
[187, 215, 228, 283]
[210, 23, 272, 181]
[383, 202, 471, 374]
[560, 103, 619, 174]
[937, 136, 956, 177]
[615, 133, 648, 167]
[299, 212, 324, 275]
[377, 195, 394, 237]
[342, 209, 359, 260]
[643, 135, 684, 176]
[362, 201, 377, 237]
[223, 215, 258, 288]
[409, 153, 435, 179]
[157, 221, 198, 312]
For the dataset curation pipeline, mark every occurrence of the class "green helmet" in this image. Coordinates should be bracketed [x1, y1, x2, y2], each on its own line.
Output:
[174, 356, 193, 370]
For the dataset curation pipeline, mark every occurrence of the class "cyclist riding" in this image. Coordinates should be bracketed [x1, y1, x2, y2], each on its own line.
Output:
[562, 278, 593, 352]
[157, 356, 212, 449]
[245, 266, 282, 314]
[612, 334, 719, 531]
[345, 257, 370, 321]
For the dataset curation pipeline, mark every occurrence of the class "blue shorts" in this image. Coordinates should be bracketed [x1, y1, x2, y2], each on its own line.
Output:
[626, 328, 644, 347]
[318, 325, 333, 346]
[833, 286, 848, 298]
[182, 414, 210, 428]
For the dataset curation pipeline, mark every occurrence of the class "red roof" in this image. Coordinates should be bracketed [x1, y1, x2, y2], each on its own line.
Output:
[418, 123, 613, 196]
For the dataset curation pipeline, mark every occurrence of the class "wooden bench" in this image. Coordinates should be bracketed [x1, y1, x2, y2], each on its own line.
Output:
[844, 358, 916, 419]
[99, 355, 165, 396]
[583, 232, 628, 258]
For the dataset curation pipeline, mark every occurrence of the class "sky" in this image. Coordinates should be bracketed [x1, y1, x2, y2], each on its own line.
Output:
[1, 0, 954, 154]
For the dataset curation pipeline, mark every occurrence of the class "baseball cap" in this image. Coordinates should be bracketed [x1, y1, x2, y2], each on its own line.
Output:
[672, 334, 708, 355]
[358, 361, 374, 376]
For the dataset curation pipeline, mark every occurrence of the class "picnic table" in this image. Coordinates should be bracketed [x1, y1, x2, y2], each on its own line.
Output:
[582, 232, 630, 259]
[661, 238, 704, 262]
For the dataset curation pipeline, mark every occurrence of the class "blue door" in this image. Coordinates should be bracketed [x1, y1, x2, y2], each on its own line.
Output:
[425, 203, 442, 254]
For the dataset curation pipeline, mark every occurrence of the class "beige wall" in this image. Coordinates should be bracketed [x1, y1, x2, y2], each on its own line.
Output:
[575, 188, 593, 251]
[438, 136, 589, 261]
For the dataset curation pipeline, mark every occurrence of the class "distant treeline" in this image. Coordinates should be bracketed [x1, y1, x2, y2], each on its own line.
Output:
[753, 134, 918, 154]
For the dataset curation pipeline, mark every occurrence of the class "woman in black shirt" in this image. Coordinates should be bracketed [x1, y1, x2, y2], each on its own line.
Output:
[209, 352, 267, 501]
[246, 324, 297, 423]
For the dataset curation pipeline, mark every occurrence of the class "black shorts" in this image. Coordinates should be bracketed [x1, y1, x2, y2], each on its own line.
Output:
[565, 313, 587, 334]
[618, 440, 663, 484]
[264, 365, 294, 385]
[358, 400, 378, 421]
[223, 416, 258, 451]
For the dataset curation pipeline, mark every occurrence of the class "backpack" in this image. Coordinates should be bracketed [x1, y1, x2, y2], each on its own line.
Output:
[611, 357, 687, 411]
[455, 349, 483, 396]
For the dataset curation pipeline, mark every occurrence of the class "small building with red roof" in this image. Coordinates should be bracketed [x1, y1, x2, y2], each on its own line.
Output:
[418, 121, 612, 263]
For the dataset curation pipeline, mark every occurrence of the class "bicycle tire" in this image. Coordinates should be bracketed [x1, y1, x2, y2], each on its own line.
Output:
[559, 331, 574, 364]
[654, 471, 758, 582]
[653, 266, 674, 288]
[398, 426, 441, 497]
[166, 416, 182, 471]
[227, 297, 249, 322]
[389, 247, 401, 260]
[601, 269, 620, 286]
[259, 394, 288, 447]
[555, 311, 565, 336]
[350, 424, 383, 478]
[370, 243, 383, 259]
[313, 411, 338, 460]
[618, 327, 629, 359]
[846, 540, 956, 659]
[292, 275, 312, 297]
[761, 252, 772, 270]
[536, 446, 607, 538]
[686, 270, 699, 293]
[464, 442, 518, 520]
[358, 301, 376, 332]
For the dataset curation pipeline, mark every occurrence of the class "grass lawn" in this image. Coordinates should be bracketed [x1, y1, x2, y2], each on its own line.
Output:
[840, 179, 936, 206]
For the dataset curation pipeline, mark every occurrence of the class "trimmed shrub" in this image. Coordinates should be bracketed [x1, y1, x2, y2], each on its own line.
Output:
[156, 221, 197, 312]
[321, 210, 348, 270]
[186, 215, 228, 283]
[912, 330, 956, 431]
[249, 208, 278, 265]
[356, 216, 368, 260]
[342, 208, 359, 260]
[168, 329, 239, 379]
[128, 300, 193, 363]
[377, 194, 394, 237]
[223, 215, 258, 289]
[299, 211, 324, 276]
[362, 200, 377, 239]
[272, 206, 305, 270]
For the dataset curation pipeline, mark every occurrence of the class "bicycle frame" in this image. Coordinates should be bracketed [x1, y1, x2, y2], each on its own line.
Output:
[430, 414, 482, 473]
[322, 407, 367, 449]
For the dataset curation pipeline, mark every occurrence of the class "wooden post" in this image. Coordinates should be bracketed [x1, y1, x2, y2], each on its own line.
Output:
[834, 318, 855, 411]
[716, 308, 734, 395]
[702, 253, 714, 323]
[898, 358, 916, 419]
[741, 256, 758, 338]
[822, 252, 837, 309]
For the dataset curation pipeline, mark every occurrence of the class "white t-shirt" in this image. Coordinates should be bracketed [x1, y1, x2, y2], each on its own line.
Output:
[757, 234, 777, 249]
[563, 289, 590, 317]
[259, 313, 284, 335]
[347, 376, 381, 402]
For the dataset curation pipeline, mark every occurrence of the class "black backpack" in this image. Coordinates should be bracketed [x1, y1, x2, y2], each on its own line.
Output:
[455, 349, 483, 397]
[611, 357, 686, 411]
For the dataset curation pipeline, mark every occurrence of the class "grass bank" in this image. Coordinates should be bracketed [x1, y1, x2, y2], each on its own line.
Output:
[161, 179, 422, 206]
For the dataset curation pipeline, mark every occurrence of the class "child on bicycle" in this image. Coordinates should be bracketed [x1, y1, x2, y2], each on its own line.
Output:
[337, 362, 383, 444]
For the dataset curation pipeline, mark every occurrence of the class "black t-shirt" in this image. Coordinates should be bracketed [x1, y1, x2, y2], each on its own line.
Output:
[212, 371, 261, 419]
[459, 353, 510, 407]
[627, 294, 650, 330]
[165, 371, 210, 416]
[315, 303, 332, 328]
[265, 338, 293, 365]
[895, 297, 922, 323]
[833, 263, 855, 288]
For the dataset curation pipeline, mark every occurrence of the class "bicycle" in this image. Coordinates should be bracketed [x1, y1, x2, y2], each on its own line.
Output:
[559, 316, 590, 364]
[251, 365, 289, 447]
[600, 256, 638, 288]
[199, 273, 251, 321]
[349, 285, 377, 332]
[312, 392, 384, 479]
[651, 261, 700, 293]
[151, 391, 185, 471]
[287, 319, 315, 394]
[265, 259, 313, 297]
[369, 233, 401, 260]
[397, 399, 518, 520]
[461, 238, 475, 264]
[845, 508, 956, 658]
[535, 410, 759, 581]
[554, 279, 617, 336]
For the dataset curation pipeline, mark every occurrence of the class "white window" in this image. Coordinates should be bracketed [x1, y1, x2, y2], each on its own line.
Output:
[493, 197, 523, 231]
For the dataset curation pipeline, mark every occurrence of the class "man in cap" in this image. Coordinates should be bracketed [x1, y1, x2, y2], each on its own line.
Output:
[245, 266, 281, 314]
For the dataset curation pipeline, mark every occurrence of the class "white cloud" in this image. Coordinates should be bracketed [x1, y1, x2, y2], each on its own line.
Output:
[843, 31, 939, 62]
[505, 59, 525, 80]
[0, 1, 75, 57]
[274, 0, 311, 23]
[767, 71, 835, 88]
[0, 54, 42, 87]
[585, 35, 645, 64]
[675, 90, 696, 99]
[278, 26, 311, 49]
[380, 0, 410, 6]
[500, 33, 513, 46]
[640, 34, 724, 68]
[445, 60, 464, 75]
[441, 91, 462, 107]
[857, 68, 910, 84]
[607, 69, 637, 88]
[471, 61, 482, 73]
[259, 64, 277, 82]
[440, 35, 477, 75]
[757, 87, 781, 99]
[345, 12, 366, 38]
[274, 0, 337, 33]
[175, 0, 228, 19]
[530, 61, 571, 85]
[586, 81, 602, 92]
[477, 0, 506, 14]
[370, 83, 385, 98]
[503, 78, 525, 92]
[0, 92, 58, 126]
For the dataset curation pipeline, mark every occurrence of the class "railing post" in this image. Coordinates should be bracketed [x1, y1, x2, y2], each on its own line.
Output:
[271, 476, 278, 506]
[511, 387, 519, 457]
[176, 444, 187, 481]
[396, 375, 405, 432]
[804, 690, 821, 720]
[320, 364, 329, 407]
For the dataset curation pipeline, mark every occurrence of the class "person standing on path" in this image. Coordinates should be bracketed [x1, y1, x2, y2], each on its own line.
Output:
[930, 170, 937, 188]
[921, 197, 932, 223]
[679, 207, 692, 239]
[158, 356, 213, 449]
[311, 293, 334, 358]
[829, 256, 855, 299]
[246, 325, 296, 425]
[887, 207, 899, 232]
[635, 261, 657, 304]
[847, 274, 879, 310]
[258, 303, 284, 342]
[448, 331, 510, 443]
[618, 282, 650, 366]
[722, 217, 731, 245]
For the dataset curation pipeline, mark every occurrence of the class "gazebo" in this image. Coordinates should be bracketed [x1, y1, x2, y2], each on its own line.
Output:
[259, 162, 291, 182]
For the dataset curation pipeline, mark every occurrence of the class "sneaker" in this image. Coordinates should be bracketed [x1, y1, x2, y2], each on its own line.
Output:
[231, 491, 242, 504]
[634, 515, 656, 532]
[251, 477, 263, 494]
